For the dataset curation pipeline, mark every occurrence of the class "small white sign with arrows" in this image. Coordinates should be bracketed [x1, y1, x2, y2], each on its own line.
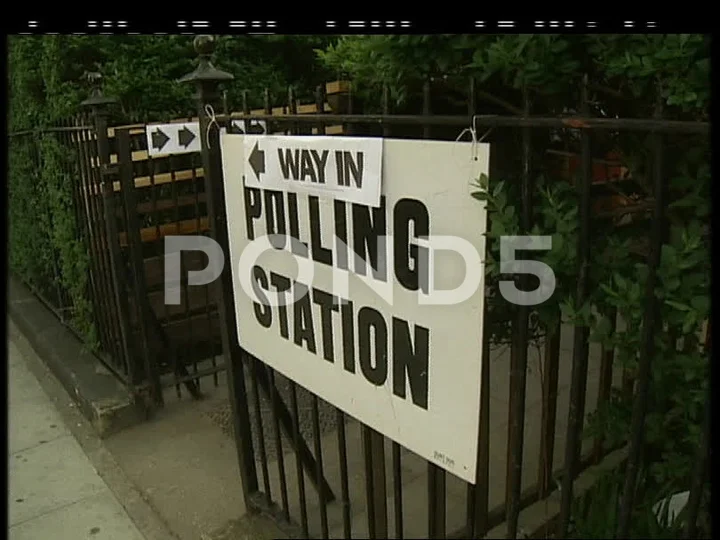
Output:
[240, 134, 383, 208]
[146, 122, 201, 156]
[146, 119, 268, 156]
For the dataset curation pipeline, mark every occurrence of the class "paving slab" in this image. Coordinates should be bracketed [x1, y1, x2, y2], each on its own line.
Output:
[102, 389, 248, 540]
[8, 337, 148, 539]
[10, 428, 108, 525]
[9, 492, 146, 540]
[9, 373, 70, 455]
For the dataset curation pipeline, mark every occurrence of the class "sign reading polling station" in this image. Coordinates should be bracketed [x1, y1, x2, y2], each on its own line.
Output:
[220, 133, 489, 483]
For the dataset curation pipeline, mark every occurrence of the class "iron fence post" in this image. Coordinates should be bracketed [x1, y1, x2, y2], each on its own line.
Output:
[116, 127, 165, 407]
[557, 75, 594, 538]
[80, 74, 142, 395]
[505, 87, 533, 540]
[615, 95, 668, 538]
[179, 34, 260, 504]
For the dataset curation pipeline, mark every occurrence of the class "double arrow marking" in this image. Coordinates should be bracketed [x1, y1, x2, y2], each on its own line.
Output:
[149, 121, 266, 156]
[151, 128, 170, 152]
[178, 126, 196, 148]
[150, 126, 197, 152]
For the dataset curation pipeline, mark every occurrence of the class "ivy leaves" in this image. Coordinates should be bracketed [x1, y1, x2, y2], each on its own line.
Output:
[657, 235, 710, 334]
[588, 34, 709, 116]
[316, 34, 709, 121]
[9, 36, 100, 347]
[475, 155, 709, 510]
[316, 31, 710, 529]
[10, 34, 339, 128]
[37, 134, 98, 348]
[471, 35, 581, 94]
[472, 173, 583, 343]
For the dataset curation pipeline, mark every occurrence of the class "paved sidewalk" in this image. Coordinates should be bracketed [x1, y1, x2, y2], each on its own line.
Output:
[8, 339, 146, 540]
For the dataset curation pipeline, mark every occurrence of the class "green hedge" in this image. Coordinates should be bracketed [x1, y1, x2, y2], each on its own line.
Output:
[321, 34, 710, 534]
[9, 36, 94, 344]
[8, 34, 337, 346]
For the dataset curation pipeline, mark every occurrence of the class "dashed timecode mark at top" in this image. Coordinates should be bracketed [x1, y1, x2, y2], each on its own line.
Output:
[25, 20, 660, 31]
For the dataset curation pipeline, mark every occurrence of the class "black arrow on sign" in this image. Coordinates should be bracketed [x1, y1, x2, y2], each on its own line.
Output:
[178, 126, 196, 148]
[248, 142, 265, 181]
[151, 128, 170, 152]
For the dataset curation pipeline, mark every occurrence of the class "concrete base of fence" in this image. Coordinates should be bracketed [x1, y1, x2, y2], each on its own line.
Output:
[8, 275, 146, 438]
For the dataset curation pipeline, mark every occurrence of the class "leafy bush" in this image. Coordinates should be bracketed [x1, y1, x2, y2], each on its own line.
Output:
[317, 34, 710, 535]
[317, 34, 709, 119]
[569, 470, 698, 538]
[10, 34, 339, 128]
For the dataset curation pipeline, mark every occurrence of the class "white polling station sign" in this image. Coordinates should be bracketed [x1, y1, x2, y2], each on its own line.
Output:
[220, 133, 489, 483]
[242, 135, 383, 208]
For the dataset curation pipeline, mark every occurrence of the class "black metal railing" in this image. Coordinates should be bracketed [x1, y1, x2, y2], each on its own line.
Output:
[201, 77, 708, 538]
[9, 36, 710, 540]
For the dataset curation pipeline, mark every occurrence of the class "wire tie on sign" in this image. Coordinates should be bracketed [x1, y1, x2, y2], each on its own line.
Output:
[455, 126, 477, 143]
[205, 104, 220, 149]
[457, 116, 492, 162]
[455, 127, 477, 162]
[472, 114, 494, 144]
[455, 122, 480, 162]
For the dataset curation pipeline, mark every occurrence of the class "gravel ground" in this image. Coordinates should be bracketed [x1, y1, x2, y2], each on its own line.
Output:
[204, 364, 344, 462]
